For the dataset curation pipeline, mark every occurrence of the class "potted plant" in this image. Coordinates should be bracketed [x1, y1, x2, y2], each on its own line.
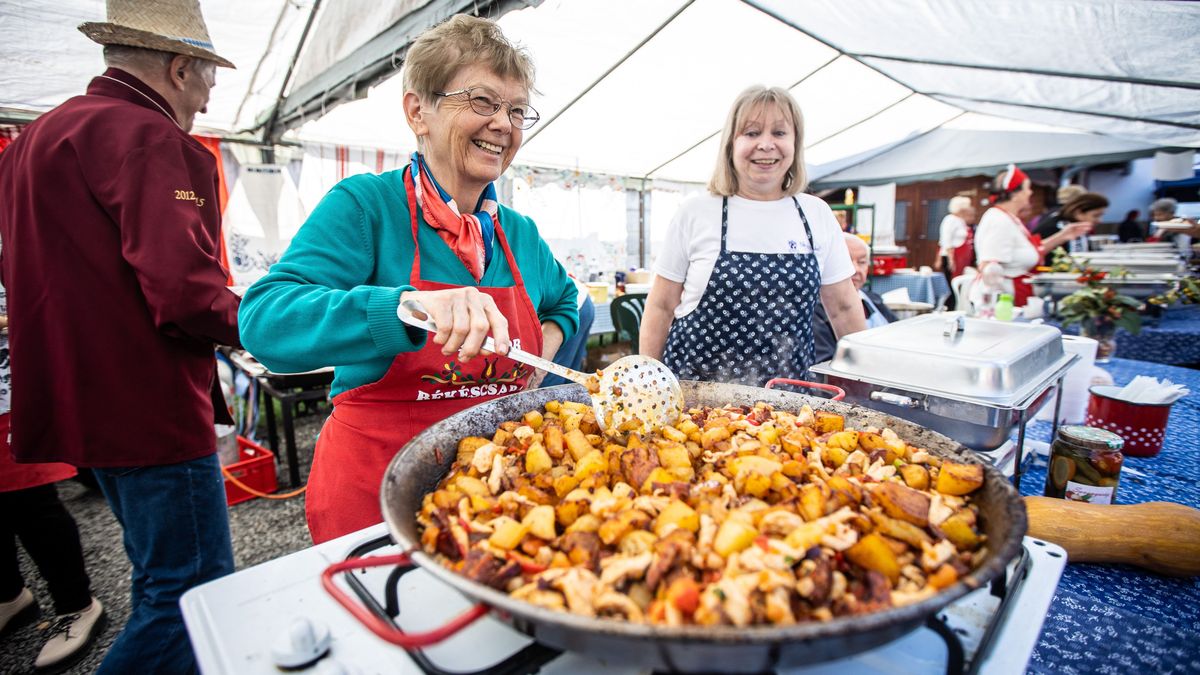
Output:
[1057, 269, 1142, 362]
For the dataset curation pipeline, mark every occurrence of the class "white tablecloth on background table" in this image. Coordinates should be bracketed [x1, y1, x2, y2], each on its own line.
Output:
[869, 272, 950, 305]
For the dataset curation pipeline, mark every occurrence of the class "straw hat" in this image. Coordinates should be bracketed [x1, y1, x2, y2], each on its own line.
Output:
[79, 0, 235, 68]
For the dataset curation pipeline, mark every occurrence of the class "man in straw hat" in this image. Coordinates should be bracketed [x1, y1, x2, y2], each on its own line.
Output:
[0, 0, 240, 671]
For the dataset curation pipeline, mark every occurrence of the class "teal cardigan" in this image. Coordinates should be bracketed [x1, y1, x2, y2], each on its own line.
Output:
[238, 170, 578, 398]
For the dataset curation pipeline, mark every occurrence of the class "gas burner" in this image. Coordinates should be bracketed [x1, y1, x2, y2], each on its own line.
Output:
[182, 525, 1065, 675]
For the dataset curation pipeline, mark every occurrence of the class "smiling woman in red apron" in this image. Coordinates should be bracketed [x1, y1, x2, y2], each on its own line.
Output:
[640, 86, 865, 386]
[973, 164, 1094, 308]
[238, 16, 578, 544]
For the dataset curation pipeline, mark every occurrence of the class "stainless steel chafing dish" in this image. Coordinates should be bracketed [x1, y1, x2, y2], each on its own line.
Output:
[1029, 272, 1177, 301]
[810, 314, 1076, 483]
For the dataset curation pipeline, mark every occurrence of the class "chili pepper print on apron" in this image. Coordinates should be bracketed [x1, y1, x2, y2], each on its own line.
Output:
[662, 197, 821, 387]
[304, 170, 544, 544]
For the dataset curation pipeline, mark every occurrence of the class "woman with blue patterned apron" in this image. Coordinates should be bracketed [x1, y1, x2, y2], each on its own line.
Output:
[641, 86, 865, 386]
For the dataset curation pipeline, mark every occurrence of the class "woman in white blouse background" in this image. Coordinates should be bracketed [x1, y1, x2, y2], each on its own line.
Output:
[973, 164, 1092, 308]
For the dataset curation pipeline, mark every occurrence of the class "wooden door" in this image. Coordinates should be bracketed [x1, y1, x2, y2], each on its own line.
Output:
[895, 176, 991, 268]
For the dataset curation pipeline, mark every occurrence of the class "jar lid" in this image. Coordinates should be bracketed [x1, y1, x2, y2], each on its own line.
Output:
[1058, 425, 1125, 451]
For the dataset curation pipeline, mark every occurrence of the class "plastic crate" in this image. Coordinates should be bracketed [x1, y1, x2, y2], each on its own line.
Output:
[871, 254, 907, 277]
[223, 436, 278, 506]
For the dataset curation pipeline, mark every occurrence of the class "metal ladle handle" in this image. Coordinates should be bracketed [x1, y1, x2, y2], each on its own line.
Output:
[397, 298, 591, 388]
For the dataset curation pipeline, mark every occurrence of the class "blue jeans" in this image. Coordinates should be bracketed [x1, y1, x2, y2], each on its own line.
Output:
[92, 453, 234, 675]
[542, 297, 595, 387]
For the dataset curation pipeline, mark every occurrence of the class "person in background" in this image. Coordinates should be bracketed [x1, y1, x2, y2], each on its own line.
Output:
[0, 272, 103, 672]
[0, 1, 241, 671]
[541, 276, 594, 386]
[640, 86, 865, 386]
[934, 195, 976, 309]
[239, 15, 577, 544]
[1148, 197, 1199, 254]
[811, 233, 897, 366]
[973, 164, 1092, 307]
[834, 209, 850, 232]
[1117, 209, 1144, 243]
[1033, 191, 1109, 257]
[1032, 183, 1087, 235]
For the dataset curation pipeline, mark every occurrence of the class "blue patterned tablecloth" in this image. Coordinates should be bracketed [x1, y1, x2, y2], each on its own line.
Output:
[1056, 310, 1200, 366]
[868, 272, 951, 306]
[1020, 358, 1200, 674]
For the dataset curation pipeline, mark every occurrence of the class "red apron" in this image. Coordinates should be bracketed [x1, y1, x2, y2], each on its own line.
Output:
[994, 210, 1042, 308]
[951, 225, 975, 275]
[305, 173, 544, 543]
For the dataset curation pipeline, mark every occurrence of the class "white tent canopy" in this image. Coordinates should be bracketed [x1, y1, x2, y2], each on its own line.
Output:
[2, 0, 1198, 186]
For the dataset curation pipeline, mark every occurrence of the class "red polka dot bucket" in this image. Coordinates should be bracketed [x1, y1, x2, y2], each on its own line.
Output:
[1085, 385, 1172, 457]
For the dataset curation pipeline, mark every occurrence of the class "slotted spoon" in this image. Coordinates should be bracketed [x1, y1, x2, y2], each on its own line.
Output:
[398, 299, 682, 433]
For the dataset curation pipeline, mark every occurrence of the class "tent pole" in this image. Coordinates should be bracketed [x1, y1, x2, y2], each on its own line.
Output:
[262, 0, 324, 149]
[639, 179, 648, 269]
[232, 1, 294, 129]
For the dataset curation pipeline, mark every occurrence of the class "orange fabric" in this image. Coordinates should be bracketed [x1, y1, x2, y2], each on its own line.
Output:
[193, 135, 233, 285]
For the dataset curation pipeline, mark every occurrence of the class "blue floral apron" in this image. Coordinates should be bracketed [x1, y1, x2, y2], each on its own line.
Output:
[662, 196, 821, 386]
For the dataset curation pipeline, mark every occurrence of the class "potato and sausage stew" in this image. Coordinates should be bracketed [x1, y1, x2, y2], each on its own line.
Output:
[417, 400, 987, 627]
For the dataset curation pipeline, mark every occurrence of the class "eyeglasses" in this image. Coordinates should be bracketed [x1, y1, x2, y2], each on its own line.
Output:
[434, 87, 540, 130]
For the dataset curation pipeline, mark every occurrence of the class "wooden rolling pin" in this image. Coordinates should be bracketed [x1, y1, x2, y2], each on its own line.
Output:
[1025, 496, 1200, 577]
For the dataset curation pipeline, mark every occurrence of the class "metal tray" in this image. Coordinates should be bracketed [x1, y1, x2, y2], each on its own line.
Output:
[1030, 273, 1177, 300]
[1068, 255, 1184, 276]
[812, 314, 1072, 406]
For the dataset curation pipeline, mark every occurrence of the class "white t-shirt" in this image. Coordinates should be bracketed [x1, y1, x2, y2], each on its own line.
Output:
[973, 207, 1040, 279]
[653, 193, 854, 318]
[937, 214, 968, 256]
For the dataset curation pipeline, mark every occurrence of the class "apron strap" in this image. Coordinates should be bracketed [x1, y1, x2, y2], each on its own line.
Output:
[720, 196, 817, 253]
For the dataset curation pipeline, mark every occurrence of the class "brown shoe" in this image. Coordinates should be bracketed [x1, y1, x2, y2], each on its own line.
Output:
[34, 597, 106, 672]
[0, 587, 38, 635]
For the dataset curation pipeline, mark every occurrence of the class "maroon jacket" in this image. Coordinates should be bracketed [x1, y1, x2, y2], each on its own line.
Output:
[0, 68, 240, 467]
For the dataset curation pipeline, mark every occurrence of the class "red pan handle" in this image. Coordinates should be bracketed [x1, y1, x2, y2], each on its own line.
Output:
[321, 553, 490, 648]
[764, 378, 846, 401]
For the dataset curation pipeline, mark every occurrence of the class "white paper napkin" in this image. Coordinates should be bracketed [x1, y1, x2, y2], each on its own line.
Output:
[1116, 376, 1190, 404]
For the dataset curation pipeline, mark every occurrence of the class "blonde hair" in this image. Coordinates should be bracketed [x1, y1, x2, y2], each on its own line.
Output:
[1056, 184, 1086, 205]
[708, 86, 807, 197]
[948, 195, 973, 214]
[403, 15, 536, 103]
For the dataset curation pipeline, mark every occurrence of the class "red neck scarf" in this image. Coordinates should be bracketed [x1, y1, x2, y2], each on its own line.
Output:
[409, 153, 497, 282]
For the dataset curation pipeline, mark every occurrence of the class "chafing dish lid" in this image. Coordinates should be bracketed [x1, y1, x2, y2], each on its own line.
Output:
[814, 313, 1070, 404]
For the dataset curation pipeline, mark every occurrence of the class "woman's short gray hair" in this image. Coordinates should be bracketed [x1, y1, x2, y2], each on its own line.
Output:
[1150, 197, 1178, 216]
[708, 86, 807, 197]
[948, 195, 972, 214]
[403, 15, 535, 103]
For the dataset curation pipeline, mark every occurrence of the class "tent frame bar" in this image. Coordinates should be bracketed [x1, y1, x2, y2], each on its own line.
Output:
[262, 0, 539, 143]
[525, 0, 697, 145]
[641, 52, 839, 179]
[259, 0, 324, 148]
[812, 146, 1166, 191]
[852, 52, 1200, 93]
[805, 91, 916, 149]
[926, 92, 1200, 132]
[741, 0, 1196, 158]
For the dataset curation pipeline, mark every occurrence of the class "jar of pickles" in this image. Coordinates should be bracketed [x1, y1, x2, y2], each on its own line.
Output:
[1044, 425, 1124, 504]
